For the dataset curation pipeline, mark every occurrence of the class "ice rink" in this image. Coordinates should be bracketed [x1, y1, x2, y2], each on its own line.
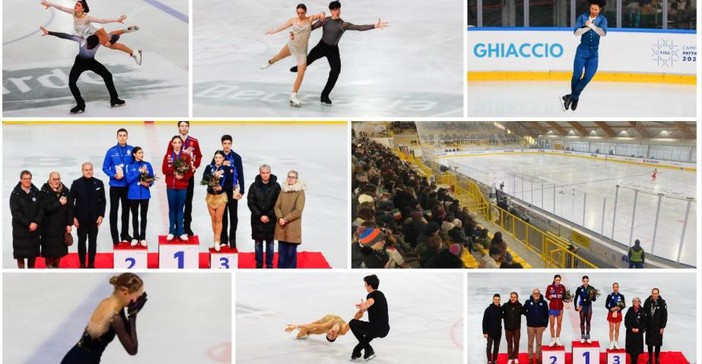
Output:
[466, 272, 697, 363]
[3, 272, 232, 363]
[236, 272, 464, 363]
[466, 81, 696, 117]
[440, 153, 697, 266]
[193, 0, 464, 117]
[2, 122, 348, 268]
[3, 0, 189, 117]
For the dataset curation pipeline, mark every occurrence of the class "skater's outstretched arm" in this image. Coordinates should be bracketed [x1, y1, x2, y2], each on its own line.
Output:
[266, 18, 293, 35]
[40, 1, 74, 15]
[355, 298, 375, 312]
[86, 14, 127, 25]
[342, 18, 389, 31]
[40, 26, 81, 43]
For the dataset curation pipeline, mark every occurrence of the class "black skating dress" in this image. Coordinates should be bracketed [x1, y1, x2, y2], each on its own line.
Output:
[60, 309, 137, 363]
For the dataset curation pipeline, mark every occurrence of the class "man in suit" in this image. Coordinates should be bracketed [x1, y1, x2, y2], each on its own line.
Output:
[70, 162, 106, 268]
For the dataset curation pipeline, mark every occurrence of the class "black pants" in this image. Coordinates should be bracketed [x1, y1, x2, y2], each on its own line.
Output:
[184, 175, 195, 234]
[305, 41, 341, 98]
[648, 345, 661, 361]
[129, 199, 149, 241]
[109, 186, 130, 244]
[69, 56, 119, 106]
[349, 319, 388, 352]
[221, 196, 238, 246]
[486, 335, 501, 363]
[77, 222, 98, 268]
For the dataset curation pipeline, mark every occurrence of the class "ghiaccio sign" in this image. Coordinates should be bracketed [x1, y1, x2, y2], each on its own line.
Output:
[473, 42, 564, 58]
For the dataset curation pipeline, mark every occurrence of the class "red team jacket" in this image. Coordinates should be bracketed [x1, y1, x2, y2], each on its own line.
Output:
[162, 151, 194, 189]
[546, 284, 566, 311]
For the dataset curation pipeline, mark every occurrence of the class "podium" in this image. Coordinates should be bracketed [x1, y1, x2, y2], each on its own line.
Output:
[113, 242, 148, 269]
[158, 235, 200, 269]
[572, 341, 600, 364]
[542, 344, 566, 364]
[210, 245, 238, 269]
[606, 348, 626, 364]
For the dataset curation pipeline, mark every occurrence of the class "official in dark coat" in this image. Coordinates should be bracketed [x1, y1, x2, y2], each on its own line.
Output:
[523, 288, 550, 363]
[70, 162, 106, 268]
[624, 297, 648, 364]
[502, 292, 524, 363]
[40, 172, 74, 268]
[644, 288, 667, 363]
[247, 164, 281, 268]
[10, 170, 43, 268]
[482, 294, 503, 364]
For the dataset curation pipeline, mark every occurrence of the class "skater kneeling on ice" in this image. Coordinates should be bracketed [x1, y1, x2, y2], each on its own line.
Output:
[350, 274, 389, 361]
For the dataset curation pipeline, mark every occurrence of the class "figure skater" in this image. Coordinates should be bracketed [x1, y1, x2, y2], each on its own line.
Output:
[284, 313, 359, 342]
[545, 274, 569, 347]
[605, 282, 626, 349]
[40, 26, 125, 114]
[349, 274, 389, 361]
[260, 3, 326, 107]
[60, 273, 147, 364]
[574, 275, 597, 343]
[562, 0, 607, 111]
[650, 168, 657, 183]
[290, 1, 388, 105]
[40, 0, 142, 65]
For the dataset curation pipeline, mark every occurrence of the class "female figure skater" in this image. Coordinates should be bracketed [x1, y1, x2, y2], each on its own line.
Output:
[605, 282, 626, 349]
[202, 150, 237, 252]
[260, 4, 326, 107]
[40, 0, 142, 65]
[162, 136, 194, 241]
[60, 273, 147, 363]
[562, 0, 607, 111]
[40, 26, 125, 114]
[39, 171, 74, 268]
[284, 313, 359, 342]
[545, 274, 568, 346]
[125, 147, 153, 247]
[650, 168, 658, 183]
[574, 275, 597, 343]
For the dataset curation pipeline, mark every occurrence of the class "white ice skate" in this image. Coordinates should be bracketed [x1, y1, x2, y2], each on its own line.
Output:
[179, 234, 189, 241]
[167, 233, 175, 241]
[132, 50, 143, 65]
[139, 240, 147, 247]
[580, 335, 585, 344]
[609, 341, 615, 350]
[130, 239, 138, 247]
[549, 337, 557, 347]
[555, 337, 562, 346]
[614, 341, 620, 349]
[260, 60, 272, 70]
[514, 359, 519, 364]
[214, 242, 221, 252]
[289, 92, 301, 107]
[125, 25, 140, 33]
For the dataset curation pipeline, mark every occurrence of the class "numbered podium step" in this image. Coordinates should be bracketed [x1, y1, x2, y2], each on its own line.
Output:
[209, 245, 238, 269]
[113, 242, 148, 269]
[159, 235, 200, 269]
[605, 348, 625, 364]
[572, 341, 601, 364]
[542, 344, 566, 364]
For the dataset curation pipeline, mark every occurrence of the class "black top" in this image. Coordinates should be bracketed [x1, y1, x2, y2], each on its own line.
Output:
[76, 310, 137, 357]
[482, 303, 503, 338]
[70, 177, 106, 223]
[367, 290, 389, 330]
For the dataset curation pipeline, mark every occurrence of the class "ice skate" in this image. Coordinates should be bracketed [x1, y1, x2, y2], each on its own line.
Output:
[214, 242, 221, 252]
[514, 359, 519, 364]
[364, 349, 376, 361]
[131, 239, 138, 247]
[260, 60, 272, 70]
[139, 240, 147, 247]
[609, 341, 614, 350]
[586, 335, 591, 344]
[561, 94, 572, 111]
[131, 50, 142, 65]
[614, 341, 620, 349]
[125, 25, 140, 33]
[110, 98, 126, 108]
[289, 92, 301, 107]
[179, 234, 189, 241]
[321, 95, 332, 105]
[555, 337, 562, 346]
[571, 98, 579, 111]
[70, 104, 85, 114]
[549, 337, 557, 347]
[166, 233, 175, 241]
[351, 344, 363, 361]
[580, 334, 585, 343]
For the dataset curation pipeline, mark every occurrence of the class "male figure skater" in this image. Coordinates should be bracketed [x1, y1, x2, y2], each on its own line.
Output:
[562, 0, 607, 111]
[291, 1, 388, 105]
[349, 274, 389, 361]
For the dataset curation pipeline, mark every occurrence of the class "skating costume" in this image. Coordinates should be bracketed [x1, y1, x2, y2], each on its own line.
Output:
[605, 292, 625, 323]
[45, 2, 99, 37]
[302, 18, 375, 100]
[287, 20, 312, 64]
[60, 310, 136, 364]
[202, 164, 235, 209]
[546, 283, 566, 316]
[575, 285, 597, 339]
[320, 314, 347, 328]
[350, 290, 389, 359]
[570, 12, 607, 101]
[46, 32, 120, 109]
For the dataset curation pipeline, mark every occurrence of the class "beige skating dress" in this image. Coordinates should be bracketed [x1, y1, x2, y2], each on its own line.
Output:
[287, 20, 312, 64]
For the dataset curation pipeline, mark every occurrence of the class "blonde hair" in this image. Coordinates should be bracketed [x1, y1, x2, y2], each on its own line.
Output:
[109, 273, 143, 293]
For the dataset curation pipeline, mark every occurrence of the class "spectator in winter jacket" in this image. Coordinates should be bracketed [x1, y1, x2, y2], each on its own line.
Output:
[502, 292, 523, 363]
[10, 170, 43, 268]
[523, 288, 549, 363]
[125, 146, 154, 247]
[102, 128, 133, 245]
[40, 171, 74, 268]
[247, 164, 281, 268]
[482, 294, 502, 364]
[479, 247, 501, 269]
[162, 136, 194, 241]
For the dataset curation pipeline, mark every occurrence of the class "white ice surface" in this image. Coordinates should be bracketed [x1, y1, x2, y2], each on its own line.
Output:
[440, 153, 697, 266]
[193, 0, 464, 117]
[3, 272, 232, 364]
[466, 272, 697, 363]
[236, 272, 464, 363]
[2, 123, 348, 268]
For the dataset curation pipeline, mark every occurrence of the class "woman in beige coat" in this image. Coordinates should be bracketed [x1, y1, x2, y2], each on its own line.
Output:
[274, 170, 306, 268]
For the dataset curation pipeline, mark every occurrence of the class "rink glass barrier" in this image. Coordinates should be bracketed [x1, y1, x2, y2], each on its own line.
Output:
[467, 27, 696, 84]
[468, 0, 696, 29]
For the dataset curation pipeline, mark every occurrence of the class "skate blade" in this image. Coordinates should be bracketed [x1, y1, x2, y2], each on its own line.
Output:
[364, 354, 376, 361]
[559, 95, 567, 111]
[289, 101, 301, 107]
[69, 110, 85, 115]
[111, 103, 126, 109]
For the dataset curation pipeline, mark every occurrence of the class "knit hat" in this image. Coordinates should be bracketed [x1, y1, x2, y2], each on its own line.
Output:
[358, 227, 384, 247]
[441, 221, 455, 232]
[358, 194, 374, 204]
[449, 244, 462, 257]
[453, 218, 462, 228]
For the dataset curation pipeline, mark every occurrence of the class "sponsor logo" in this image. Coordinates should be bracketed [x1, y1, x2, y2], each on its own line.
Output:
[473, 42, 564, 58]
[643, 159, 660, 164]
[651, 38, 680, 67]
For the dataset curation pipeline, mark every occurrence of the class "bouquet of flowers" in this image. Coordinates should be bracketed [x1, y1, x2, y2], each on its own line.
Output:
[612, 299, 626, 318]
[587, 286, 601, 300]
[200, 173, 222, 188]
[173, 157, 190, 176]
[563, 289, 573, 303]
[139, 169, 157, 184]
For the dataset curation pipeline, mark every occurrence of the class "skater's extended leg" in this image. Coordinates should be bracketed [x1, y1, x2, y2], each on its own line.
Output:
[320, 46, 341, 102]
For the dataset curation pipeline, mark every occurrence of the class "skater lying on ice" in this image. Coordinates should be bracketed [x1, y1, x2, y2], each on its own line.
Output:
[285, 312, 360, 342]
